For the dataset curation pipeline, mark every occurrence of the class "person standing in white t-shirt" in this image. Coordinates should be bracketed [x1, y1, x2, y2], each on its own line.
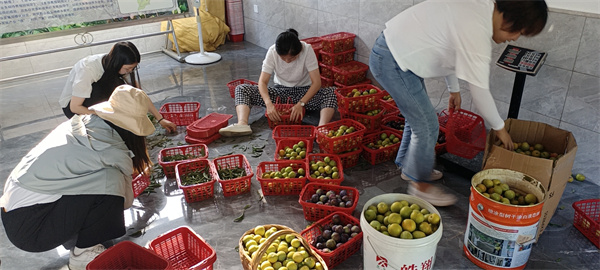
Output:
[219, 29, 338, 137]
[369, 0, 548, 206]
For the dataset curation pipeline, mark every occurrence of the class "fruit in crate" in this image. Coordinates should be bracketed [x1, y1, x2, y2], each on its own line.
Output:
[326, 125, 356, 138]
[366, 132, 400, 149]
[345, 88, 378, 97]
[363, 201, 440, 239]
[261, 166, 306, 179]
[309, 156, 340, 180]
[278, 141, 308, 160]
[310, 213, 361, 253]
[362, 109, 382, 116]
[306, 188, 353, 208]
[474, 178, 538, 205]
[384, 119, 404, 131]
[382, 94, 392, 101]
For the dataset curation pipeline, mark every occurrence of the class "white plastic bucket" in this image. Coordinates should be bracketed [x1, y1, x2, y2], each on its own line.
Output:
[361, 193, 443, 270]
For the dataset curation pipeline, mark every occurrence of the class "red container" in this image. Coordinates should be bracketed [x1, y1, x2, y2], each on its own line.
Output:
[299, 182, 359, 221]
[185, 133, 221, 145]
[443, 109, 486, 159]
[301, 36, 323, 46]
[336, 148, 362, 168]
[227, 79, 258, 98]
[176, 159, 217, 203]
[319, 62, 334, 79]
[320, 48, 356, 66]
[320, 32, 356, 53]
[302, 37, 323, 61]
[132, 173, 150, 198]
[360, 130, 403, 165]
[315, 119, 366, 154]
[149, 226, 217, 270]
[382, 115, 405, 134]
[159, 102, 201, 126]
[333, 78, 372, 88]
[187, 113, 233, 138]
[378, 99, 400, 117]
[332, 61, 369, 86]
[159, 144, 209, 178]
[229, 34, 244, 42]
[306, 153, 344, 185]
[436, 127, 448, 156]
[339, 105, 385, 133]
[275, 138, 313, 161]
[86, 241, 170, 270]
[212, 154, 253, 197]
[266, 100, 305, 129]
[256, 161, 308, 196]
[272, 124, 316, 144]
[321, 76, 334, 87]
[572, 199, 600, 248]
[335, 84, 385, 113]
[380, 90, 394, 103]
[300, 212, 363, 269]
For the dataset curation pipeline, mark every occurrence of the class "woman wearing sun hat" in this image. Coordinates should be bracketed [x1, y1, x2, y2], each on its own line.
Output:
[0, 85, 156, 270]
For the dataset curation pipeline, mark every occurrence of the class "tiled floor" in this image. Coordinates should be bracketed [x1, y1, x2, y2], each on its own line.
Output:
[0, 42, 598, 269]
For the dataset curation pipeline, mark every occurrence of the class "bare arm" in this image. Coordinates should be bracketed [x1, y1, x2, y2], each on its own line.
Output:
[69, 96, 96, 115]
[259, 71, 281, 122]
[290, 68, 321, 122]
[146, 98, 176, 133]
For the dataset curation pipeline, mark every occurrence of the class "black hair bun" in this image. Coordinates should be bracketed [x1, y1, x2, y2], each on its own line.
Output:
[286, 28, 299, 37]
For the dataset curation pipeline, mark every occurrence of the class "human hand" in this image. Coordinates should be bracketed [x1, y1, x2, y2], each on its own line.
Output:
[449, 92, 462, 112]
[266, 103, 281, 122]
[290, 104, 304, 122]
[159, 118, 177, 133]
[495, 128, 514, 151]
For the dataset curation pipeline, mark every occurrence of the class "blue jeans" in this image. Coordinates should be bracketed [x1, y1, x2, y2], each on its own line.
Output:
[369, 33, 439, 183]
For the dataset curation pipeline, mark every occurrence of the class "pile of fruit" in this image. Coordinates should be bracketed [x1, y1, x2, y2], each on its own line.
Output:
[361, 109, 382, 116]
[325, 125, 356, 138]
[511, 142, 561, 160]
[241, 226, 325, 270]
[306, 188, 354, 208]
[363, 201, 441, 239]
[310, 214, 361, 253]
[365, 132, 400, 150]
[344, 88, 379, 98]
[308, 156, 340, 180]
[474, 178, 538, 205]
[382, 94, 392, 101]
[261, 166, 306, 179]
[277, 141, 308, 160]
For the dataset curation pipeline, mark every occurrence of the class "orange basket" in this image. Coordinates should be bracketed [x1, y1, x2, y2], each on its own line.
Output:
[299, 182, 359, 221]
[339, 106, 385, 133]
[320, 32, 356, 53]
[335, 84, 385, 113]
[132, 173, 150, 198]
[315, 119, 366, 154]
[378, 99, 400, 117]
[306, 153, 344, 185]
[336, 148, 362, 168]
[266, 98, 305, 129]
[320, 48, 356, 66]
[443, 109, 486, 159]
[158, 144, 209, 178]
[275, 138, 313, 161]
[86, 241, 170, 270]
[360, 130, 403, 165]
[149, 226, 217, 270]
[256, 161, 308, 196]
[176, 159, 217, 203]
[213, 154, 254, 197]
[572, 199, 600, 248]
[332, 61, 369, 86]
[382, 115, 405, 134]
[187, 113, 233, 138]
[159, 102, 201, 126]
[300, 212, 363, 269]
[227, 79, 257, 98]
[272, 124, 316, 144]
[319, 62, 334, 79]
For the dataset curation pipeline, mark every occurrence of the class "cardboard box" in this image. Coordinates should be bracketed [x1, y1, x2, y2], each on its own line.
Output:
[482, 119, 578, 240]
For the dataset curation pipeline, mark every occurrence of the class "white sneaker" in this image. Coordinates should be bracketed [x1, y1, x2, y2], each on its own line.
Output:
[407, 184, 457, 207]
[69, 244, 106, 270]
[401, 169, 443, 181]
[219, 124, 252, 137]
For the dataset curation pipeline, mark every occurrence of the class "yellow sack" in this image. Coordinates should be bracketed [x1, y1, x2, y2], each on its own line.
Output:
[161, 9, 230, 52]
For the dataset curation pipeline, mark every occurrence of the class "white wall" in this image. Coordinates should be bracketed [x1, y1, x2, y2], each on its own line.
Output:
[547, 0, 600, 15]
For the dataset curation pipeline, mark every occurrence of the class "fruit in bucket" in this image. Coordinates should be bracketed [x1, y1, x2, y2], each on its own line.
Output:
[364, 200, 440, 239]
[475, 178, 538, 205]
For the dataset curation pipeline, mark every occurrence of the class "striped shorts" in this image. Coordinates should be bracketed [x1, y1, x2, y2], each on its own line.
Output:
[234, 84, 338, 110]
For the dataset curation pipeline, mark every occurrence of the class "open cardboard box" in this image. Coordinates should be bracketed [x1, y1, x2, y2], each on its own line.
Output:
[482, 119, 578, 240]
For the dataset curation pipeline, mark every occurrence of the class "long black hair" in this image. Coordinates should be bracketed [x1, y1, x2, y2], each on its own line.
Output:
[100, 41, 141, 88]
[496, 0, 548, 36]
[275, 28, 303, 56]
[104, 120, 151, 176]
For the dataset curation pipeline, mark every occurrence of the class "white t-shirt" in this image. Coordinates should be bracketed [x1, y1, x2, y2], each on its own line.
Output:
[383, 0, 504, 130]
[58, 54, 106, 108]
[261, 41, 319, 87]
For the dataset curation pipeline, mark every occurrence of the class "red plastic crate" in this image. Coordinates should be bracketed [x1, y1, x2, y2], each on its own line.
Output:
[320, 48, 356, 66]
[382, 115, 405, 134]
[315, 119, 366, 154]
[572, 199, 600, 248]
[229, 34, 244, 42]
[266, 99, 305, 129]
[159, 144, 209, 178]
[149, 226, 217, 270]
[360, 130, 403, 165]
[132, 173, 150, 198]
[339, 105, 385, 133]
[185, 133, 221, 145]
[319, 62, 334, 79]
[332, 61, 369, 86]
[378, 99, 400, 117]
[380, 90, 394, 103]
[312, 42, 323, 61]
[321, 76, 334, 87]
[300, 212, 363, 269]
[443, 109, 486, 159]
[436, 127, 448, 156]
[335, 84, 385, 113]
[227, 79, 258, 98]
[272, 124, 316, 145]
[275, 138, 313, 161]
[176, 159, 217, 203]
[86, 241, 170, 270]
[159, 102, 201, 126]
[306, 153, 344, 185]
[187, 113, 233, 138]
[301, 36, 323, 46]
[256, 161, 308, 196]
[333, 78, 372, 88]
[212, 154, 253, 197]
[299, 182, 359, 221]
[320, 32, 356, 53]
[336, 148, 362, 168]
